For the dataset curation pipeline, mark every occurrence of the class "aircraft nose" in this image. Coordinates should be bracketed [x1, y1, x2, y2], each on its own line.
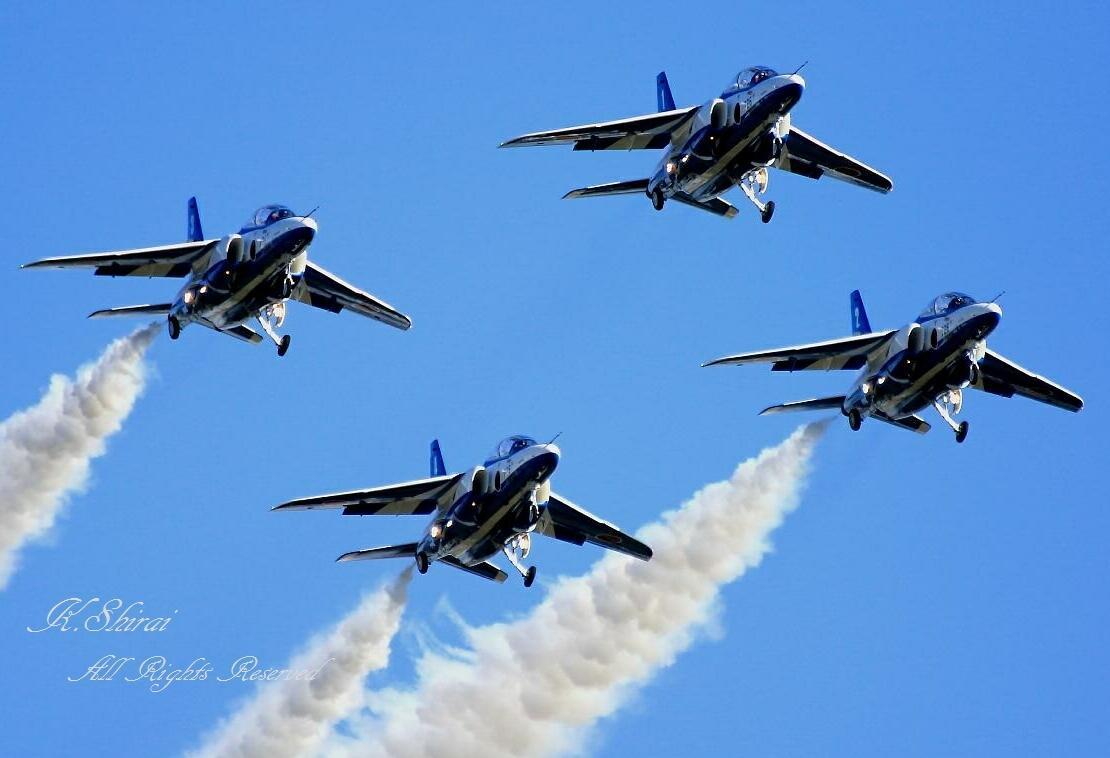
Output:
[772, 74, 804, 112]
[300, 216, 318, 236]
[974, 302, 1002, 336]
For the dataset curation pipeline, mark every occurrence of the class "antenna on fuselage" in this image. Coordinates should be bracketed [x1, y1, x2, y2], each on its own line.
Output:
[792, 61, 809, 75]
[302, 206, 320, 220]
[548, 432, 562, 445]
[989, 290, 1006, 303]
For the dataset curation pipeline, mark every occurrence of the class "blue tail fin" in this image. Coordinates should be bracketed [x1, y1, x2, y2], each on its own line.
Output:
[850, 290, 872, 335]
[656, 71, 676, 112]
[430, 439, 446, 477]
[186, 197, 204, 242]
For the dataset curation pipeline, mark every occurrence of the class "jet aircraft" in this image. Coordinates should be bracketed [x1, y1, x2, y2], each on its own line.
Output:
[703, 291, 1083, 441]
[273, 436, 652, 586]
[501, 66, 892, 221]
[22, 198, 411, 354]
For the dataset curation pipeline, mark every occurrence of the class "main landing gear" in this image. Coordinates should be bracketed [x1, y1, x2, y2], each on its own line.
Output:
[650, 188, 666, 211]
[934, 390, 969, 443]
[167, 316, 181, 340]
[503, 533, 537, 588]
[739, 168, 775, 223]
[415, 551, 429, 575]
[847, 408, 862, 431]
[257, 303, 291, 357]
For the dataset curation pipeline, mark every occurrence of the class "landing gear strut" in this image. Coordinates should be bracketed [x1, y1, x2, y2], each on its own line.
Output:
[738, 168, 774, 223]
[847, 408, 862, 431]
[256, 305, 290, 356]
[503, 533, 536, 588]
[415, 551, 429, 575]
[933, 391, 969, 443]
[167, 316, 181, 340]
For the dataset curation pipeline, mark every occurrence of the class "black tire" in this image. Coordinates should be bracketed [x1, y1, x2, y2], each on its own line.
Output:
[761, 200, 776, 224]
[848, 409, 862, 431]
[524, 566, 537, 588]
[955, 421, 969, 444]
[651, 189, 665, 211]
[167, 317, 181, 340]
[415, 552, 429, 575]
[277, 335, 291, 357]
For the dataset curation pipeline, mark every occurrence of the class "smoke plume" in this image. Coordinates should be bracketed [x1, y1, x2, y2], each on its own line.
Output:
[0, 325, 157, 588]
[191, 569, 413, 758]
[334, 423, 825, 758]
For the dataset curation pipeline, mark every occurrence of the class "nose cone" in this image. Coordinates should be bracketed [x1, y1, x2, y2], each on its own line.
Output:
[298, 215, 317, 242]
[770, 74, 804, 113]
[973, 302, 1002, 337]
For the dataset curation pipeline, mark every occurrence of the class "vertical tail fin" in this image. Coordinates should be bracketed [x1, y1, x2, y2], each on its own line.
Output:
[430, 439, 446, 477]
[850, 290, 872, 335]
[656, 71, 676, 112]
[186, 197, 204, 242]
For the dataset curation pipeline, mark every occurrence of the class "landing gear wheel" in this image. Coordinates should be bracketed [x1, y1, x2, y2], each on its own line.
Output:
[523, 566, 537, 588]
[848, 409, 862, 431]
[651, 189, 665, 211]
[955, 421, 969, 444]
[167, 316, 181, 340]
[277, 335, 291, 357]
[415, 552, 429, 575]
[760, 200, 776, 224]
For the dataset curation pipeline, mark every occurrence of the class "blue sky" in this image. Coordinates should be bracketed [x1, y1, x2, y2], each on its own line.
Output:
[1, 1, 1108, 755]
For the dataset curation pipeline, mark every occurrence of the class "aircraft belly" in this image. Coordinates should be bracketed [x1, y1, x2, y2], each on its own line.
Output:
[879, 336, 982, 417]
[681, 113, 780, 200]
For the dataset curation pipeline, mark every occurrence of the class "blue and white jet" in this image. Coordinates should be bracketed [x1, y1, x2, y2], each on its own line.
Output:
[23, 198, 411, 355]
[502, 66, 892, 221]
[273, 436, 652, 586]
[704, 291, 1083, 442]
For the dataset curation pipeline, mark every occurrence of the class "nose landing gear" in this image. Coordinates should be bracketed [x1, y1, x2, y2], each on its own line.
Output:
[503, 533, 536, 588]
[739, 168, 775, 223]
[256, 304, 291, 357]
[934, 391, 969, 443]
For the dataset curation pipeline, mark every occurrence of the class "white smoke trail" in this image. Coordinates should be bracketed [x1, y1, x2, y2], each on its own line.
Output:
[333, 423, 826, 758]
[191, 569, 414, 758]
[0, 324, 158, 588]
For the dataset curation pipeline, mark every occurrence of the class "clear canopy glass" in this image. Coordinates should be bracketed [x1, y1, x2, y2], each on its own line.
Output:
[248, 205, 295, 228]
[919, 292, 976, 318]
[729, 66, 778, 91]
[493, 435, 537, 459]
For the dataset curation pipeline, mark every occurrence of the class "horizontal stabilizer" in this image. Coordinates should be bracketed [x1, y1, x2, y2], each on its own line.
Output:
[563, 179, 650, 199]
[760, 396, 846, 415]
[217, 324, 263, 344]
[337, 542, 419, 563]
[872, 412, 931, 434]
[671, 193, 739, 219]
[88, 303, 172, 319]
[440, 556, 508, 583]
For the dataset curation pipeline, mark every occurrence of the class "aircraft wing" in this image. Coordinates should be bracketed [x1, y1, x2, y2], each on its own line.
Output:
[973, 349, 1084, 412]
[500, 107, 698, 151]
[671, 193, 739, 219]
[704, 330, 897, 372]
[22, 240, 217, 278]
[779, 126, 893, 193]
[293, 262, 412, 331]
[273, 473, 463, 516]
[537, 493, 652, 561]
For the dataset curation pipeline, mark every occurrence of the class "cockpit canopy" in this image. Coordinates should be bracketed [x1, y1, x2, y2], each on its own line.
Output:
[728, 66, 778, 92]
[919, 292, 976, 319]
[246, 204, 296, 229]
[491, 435, 536, 459]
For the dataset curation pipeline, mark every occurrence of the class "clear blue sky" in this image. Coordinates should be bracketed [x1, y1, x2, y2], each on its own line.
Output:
[2, 2, 1108, 755]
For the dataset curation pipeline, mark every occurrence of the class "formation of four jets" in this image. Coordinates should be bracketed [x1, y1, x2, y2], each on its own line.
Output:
[22, 65, 1083, 585]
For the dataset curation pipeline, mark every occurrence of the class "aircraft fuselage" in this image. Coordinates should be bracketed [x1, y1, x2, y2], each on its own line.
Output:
[170, 215, 316, 332]
[648, 73, 804, 203]
[845, 302, 1002, 420]
[418, 442, 561, 568]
